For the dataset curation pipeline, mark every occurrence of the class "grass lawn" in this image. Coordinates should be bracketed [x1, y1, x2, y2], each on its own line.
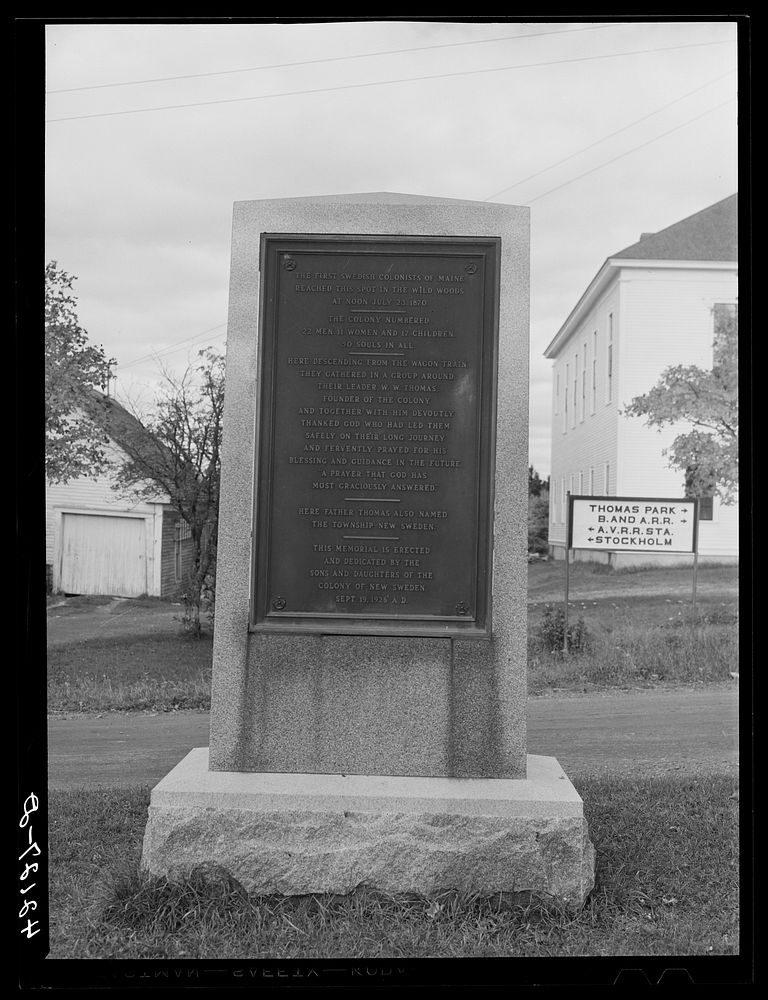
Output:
[527, 561, 738, 694]
[47, 633, 212, 713]
[44, 565, 743, 966]
[47, 774, 739, 959]
[47, 562, 739, 712]
[527, 559, 739, 626]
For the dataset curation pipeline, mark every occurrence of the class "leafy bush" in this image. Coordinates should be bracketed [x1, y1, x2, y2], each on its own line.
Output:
[535, 604, 590, 653]
[528, 490, 550, 555]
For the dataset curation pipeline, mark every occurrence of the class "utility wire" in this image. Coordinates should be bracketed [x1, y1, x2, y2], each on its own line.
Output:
[114, 96, 736, 372]
[525, 97, 736, 204]
[484, 68, 736, 201]
[118, 323, 227, 371]
[47, 23, 621, 94]
[119, 327, 227, 371]
[46, 38, 733, 124]
[108, 78, 736, 371]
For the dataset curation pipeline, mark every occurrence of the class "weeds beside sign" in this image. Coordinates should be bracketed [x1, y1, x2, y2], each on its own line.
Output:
[562, 494, 700, 654]
[568, 495, 698, 554]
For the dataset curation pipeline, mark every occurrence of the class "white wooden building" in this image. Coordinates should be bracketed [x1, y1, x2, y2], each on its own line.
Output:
[46, 395, 194, 597]
[544, 194, 738, 566]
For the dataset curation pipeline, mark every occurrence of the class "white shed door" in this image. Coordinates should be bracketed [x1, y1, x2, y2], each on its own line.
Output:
[59, 513, 147, 597]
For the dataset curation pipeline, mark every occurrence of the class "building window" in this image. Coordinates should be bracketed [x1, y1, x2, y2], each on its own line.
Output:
[606, 313, 613, 403]
[560, 478, 566, 523]
[578, 470, 584, 494]
[698, 497, 714, 521]
[174, 519, 192, 581]
[591, 330, 597, 413]
[604, 462, 610, 496]
[554, 372, 560, 415]
[581, 342, 587, 420]
[713, 302, 737, 369]
[589, 467, 594, 494]
[572, 355, 578, 428]
[563, 365, 569, 432]
[685, 466, 715, 522]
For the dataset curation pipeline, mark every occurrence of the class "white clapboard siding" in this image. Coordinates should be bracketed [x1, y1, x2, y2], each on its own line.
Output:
[616, 265, 738, 561]
[548, 281, 620, 547]
[47, 431, 170, 595]
[547, 258, 738, 563]
[59, 512, 148, 596]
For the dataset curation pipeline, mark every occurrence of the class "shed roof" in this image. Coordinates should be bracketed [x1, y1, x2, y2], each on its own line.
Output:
[82, 389, 174, 473]
[82, 389, 150, 448]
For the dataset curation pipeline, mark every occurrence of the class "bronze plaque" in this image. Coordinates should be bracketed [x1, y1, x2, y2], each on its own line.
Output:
[251, 235, 500, 637]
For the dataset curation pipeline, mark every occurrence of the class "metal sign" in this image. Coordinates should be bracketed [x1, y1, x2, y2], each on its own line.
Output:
[568, 495, 698, 554]
[561, 493, 701, 652]
[251, 234, 500, 638]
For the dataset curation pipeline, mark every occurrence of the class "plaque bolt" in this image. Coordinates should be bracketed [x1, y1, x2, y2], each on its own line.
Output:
[272, 597, 286, 610]
[456, 602, 469, 615]
[464, 263, 478, 275]
[283, 257, 296, 270]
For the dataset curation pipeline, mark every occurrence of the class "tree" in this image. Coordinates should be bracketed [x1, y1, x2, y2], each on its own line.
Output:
[105, 349, 224, 636]
[528, 466, 550, 555]
[45, 261, 115, 483]
[624, 305, 738, 504]
[528, 465, 547, 498]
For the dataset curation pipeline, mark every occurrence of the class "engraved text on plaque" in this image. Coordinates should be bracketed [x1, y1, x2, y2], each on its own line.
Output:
[252, 235, 500, 637]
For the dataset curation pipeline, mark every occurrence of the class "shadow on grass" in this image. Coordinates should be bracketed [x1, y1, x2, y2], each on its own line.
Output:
[48, 775, 739, 959]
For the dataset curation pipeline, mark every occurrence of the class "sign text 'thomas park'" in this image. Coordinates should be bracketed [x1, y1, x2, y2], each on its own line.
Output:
[568, 496, 698, 553]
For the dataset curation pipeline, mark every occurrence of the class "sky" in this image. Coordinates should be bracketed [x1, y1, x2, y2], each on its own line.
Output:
[43, 17, 740, 478]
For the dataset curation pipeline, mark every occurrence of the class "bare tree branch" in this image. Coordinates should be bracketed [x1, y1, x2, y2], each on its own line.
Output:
[107, 348, 225, 635]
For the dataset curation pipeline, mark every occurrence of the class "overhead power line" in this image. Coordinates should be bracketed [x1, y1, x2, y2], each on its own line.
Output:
[525, 97, 736, 204]
[104, 73, 736, 373]
[118, 323, 227, 371]
[47, 23, 621, 94]
[115, 95, 736, 374]
[484, 68, 736, 201]
[46, 39, 733, 124]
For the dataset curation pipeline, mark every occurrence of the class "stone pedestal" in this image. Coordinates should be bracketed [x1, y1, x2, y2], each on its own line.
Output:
[140, 192, 595, 909]
[141, 749, 594, 909]
[209, 193, 530, 780]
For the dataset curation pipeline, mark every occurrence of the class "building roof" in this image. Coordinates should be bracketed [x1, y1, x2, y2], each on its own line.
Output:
[611, 193, 737, 262]
[544, 194, 738, 358]
[82, 388, 150, 447]
[82, 389, 174, 474]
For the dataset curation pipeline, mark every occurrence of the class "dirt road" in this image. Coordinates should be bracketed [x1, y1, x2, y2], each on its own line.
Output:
[47, 685, 739, 790]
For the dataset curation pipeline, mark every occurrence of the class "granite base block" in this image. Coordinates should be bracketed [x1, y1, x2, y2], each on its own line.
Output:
[141, 749, 595, 909]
